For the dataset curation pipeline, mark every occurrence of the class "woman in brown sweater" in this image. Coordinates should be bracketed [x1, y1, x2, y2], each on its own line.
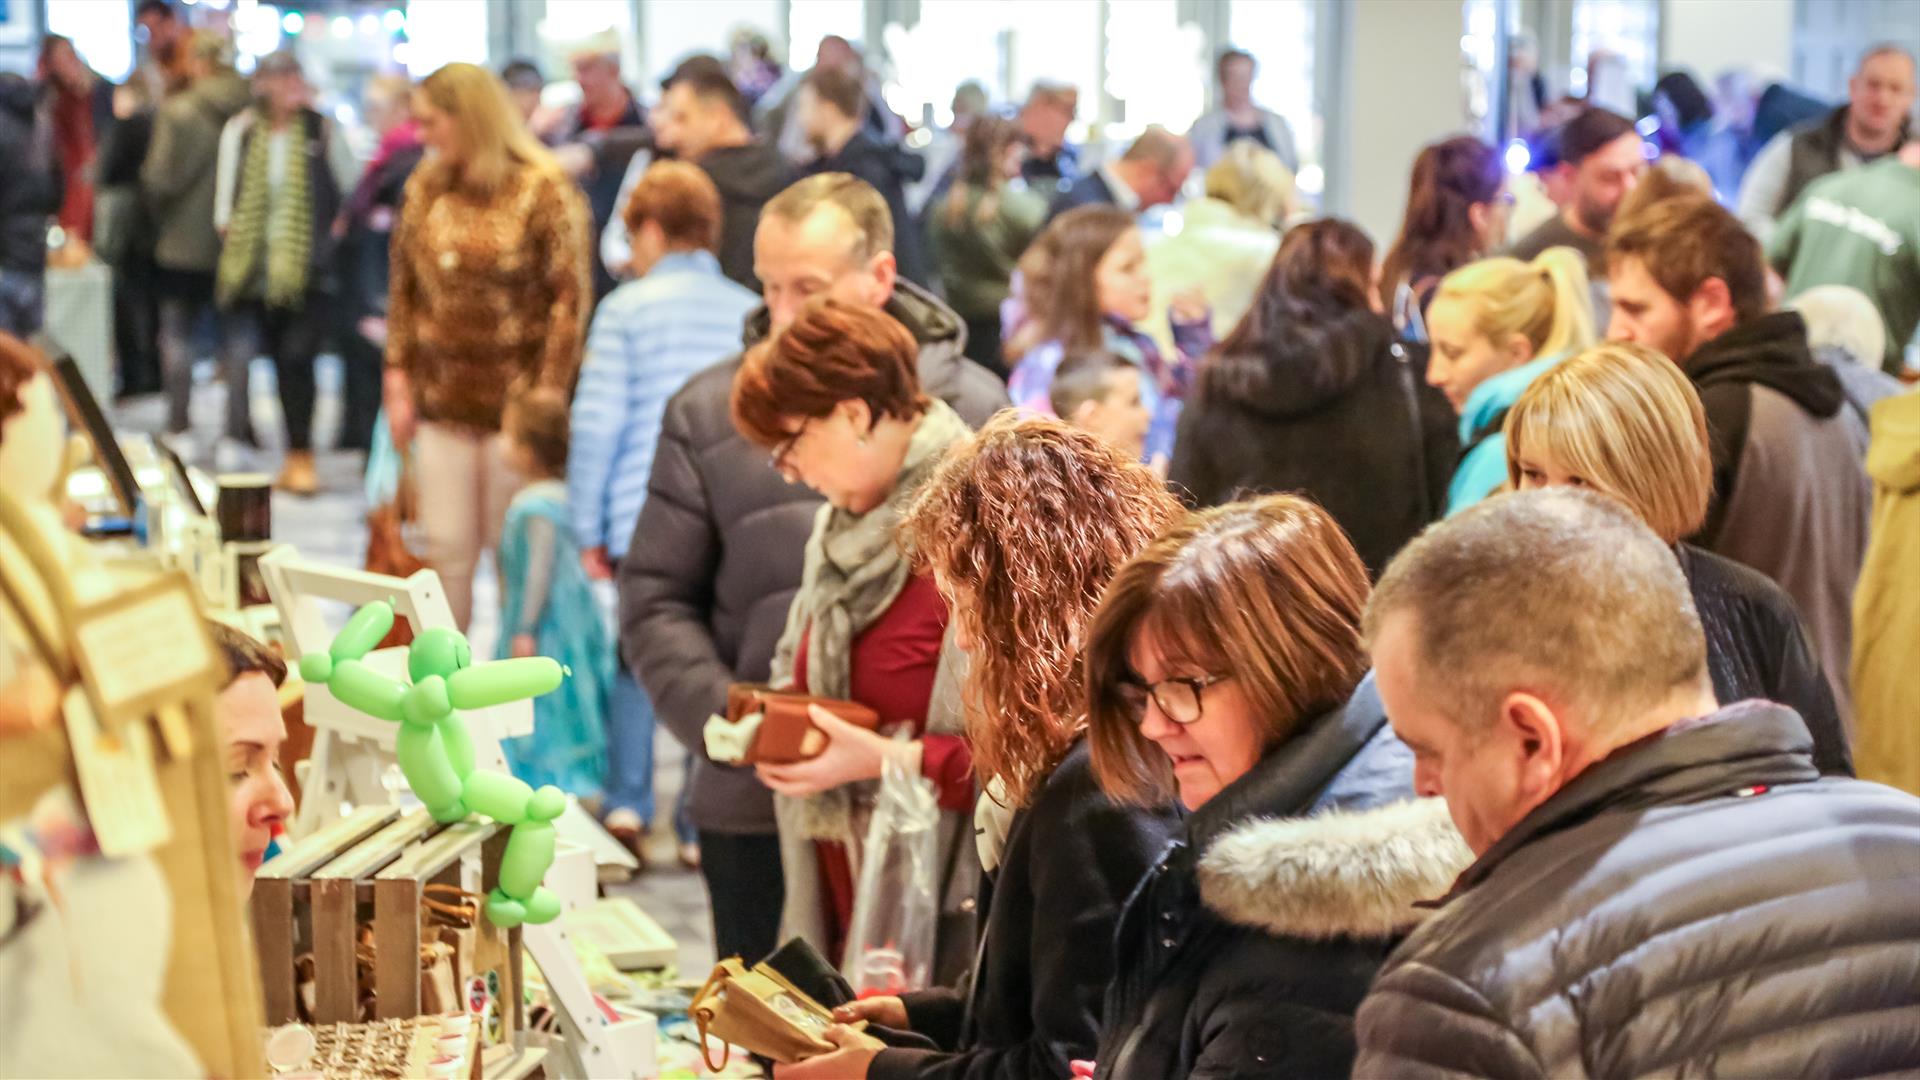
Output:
[385, 61, 590, 627]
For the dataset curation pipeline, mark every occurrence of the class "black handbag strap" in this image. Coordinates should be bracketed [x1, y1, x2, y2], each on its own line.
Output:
[1390, 339, 1434, 525]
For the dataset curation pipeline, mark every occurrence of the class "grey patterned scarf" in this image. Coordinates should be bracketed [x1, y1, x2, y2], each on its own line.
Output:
[767, 398, 974, 839]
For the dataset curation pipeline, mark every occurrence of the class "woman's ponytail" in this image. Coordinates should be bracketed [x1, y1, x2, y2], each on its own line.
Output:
[1530, 247, 1597, 358]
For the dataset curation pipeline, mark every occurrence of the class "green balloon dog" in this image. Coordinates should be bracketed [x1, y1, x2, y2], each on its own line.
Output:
[298, 601, 568, 928]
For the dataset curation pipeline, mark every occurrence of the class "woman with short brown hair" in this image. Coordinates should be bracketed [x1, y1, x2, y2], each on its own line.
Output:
[776, 415, 1184, 1080]
[730, 297, 981, 987]
[1082, 494, 1471, 1079]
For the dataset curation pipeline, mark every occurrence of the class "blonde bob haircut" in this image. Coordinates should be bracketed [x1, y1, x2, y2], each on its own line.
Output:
[1204, 141, 1296, 229]
[1085, 494, 1371, 806]
[1502, 341, 1712, 544]
[1431, 247, 1596, 360]
[415, 62, 559, 193]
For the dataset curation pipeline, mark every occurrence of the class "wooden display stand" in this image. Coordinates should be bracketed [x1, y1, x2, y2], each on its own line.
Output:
[0, 488, 266, 1077]
[257, 548, 647, 1078]
[253, 806, 524, 1035]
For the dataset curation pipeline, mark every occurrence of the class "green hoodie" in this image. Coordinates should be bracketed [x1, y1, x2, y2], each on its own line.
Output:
[1770, 156, 1920, 375]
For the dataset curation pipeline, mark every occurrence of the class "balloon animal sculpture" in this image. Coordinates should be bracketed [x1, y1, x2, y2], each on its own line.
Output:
[298, 601, 568, 928]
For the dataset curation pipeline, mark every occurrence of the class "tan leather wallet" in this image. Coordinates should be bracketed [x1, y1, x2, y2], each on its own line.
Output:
[724, 684, 882, 765]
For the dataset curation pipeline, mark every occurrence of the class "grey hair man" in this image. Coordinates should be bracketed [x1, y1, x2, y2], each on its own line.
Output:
[1356, 488, 1920, 1078]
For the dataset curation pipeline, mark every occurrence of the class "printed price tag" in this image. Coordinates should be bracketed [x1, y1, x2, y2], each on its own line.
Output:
[61, 686, 171, 856]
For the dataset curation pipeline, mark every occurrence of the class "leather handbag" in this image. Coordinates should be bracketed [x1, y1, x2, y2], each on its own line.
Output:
[362, 451, 424, 649]
[689, 956, 867, 1070]
[724, 684, 881, 765]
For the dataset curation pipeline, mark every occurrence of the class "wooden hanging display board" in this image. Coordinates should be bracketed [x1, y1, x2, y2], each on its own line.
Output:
[0, 486, 267, 1077]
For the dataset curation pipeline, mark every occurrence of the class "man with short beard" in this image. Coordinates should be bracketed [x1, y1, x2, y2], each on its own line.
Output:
[1607, 193, 1869, 718]
[1505, 106, 1644, 280]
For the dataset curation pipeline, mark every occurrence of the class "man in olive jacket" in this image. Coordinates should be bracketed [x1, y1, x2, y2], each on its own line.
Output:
[1355, 489, 1920, 1079]
[617, 173, 1004, 967]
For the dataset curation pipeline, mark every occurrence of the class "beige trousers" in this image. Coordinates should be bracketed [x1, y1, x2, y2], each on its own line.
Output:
[413, 421, 524, 630]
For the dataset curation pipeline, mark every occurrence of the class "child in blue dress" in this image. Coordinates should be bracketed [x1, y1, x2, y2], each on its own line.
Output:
[496, 390, 610, 797]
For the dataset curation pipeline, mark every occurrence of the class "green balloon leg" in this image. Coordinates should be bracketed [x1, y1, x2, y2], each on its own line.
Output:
[397, 723, 466, 821]
[298, 600, 572, 927]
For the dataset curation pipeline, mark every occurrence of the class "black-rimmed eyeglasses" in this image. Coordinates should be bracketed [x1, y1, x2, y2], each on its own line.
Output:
[1117, 673, 1231, 725]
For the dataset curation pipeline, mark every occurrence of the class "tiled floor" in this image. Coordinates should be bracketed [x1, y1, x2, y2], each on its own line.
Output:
[112, 355, 718, 978]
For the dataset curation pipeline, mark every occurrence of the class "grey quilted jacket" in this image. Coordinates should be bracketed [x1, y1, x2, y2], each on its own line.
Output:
[1354, 701, 1920, 1079]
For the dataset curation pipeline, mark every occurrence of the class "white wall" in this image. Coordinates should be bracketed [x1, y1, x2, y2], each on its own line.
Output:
[1328, 0, 1475, 245]
[640, 0, 787, 87]
[1660, 0, 1796, 84]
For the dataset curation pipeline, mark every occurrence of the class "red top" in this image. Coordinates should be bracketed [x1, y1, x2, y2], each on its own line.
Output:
[793, 573, 974, 811]
[796, 574, 975, 960]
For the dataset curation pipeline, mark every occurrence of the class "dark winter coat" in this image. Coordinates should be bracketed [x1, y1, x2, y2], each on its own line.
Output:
[1684, 311, 1869, 721]
[619, 280, 1007, 835]
[697, 140, 796, 292]
[1045, 169, 1119, 223]
[1094, 675, 1473, 1080]
[804, 131, 930, 288]
[225, 108, 346, 294]
[1169, 308, 1457, 577]
[0, 75, 61, 275]
[555, 91, 648, 299]
[1354, 700, 1920, 1079]
[868, 740, 1184, 1080]
[1679, 542, 1850, 776]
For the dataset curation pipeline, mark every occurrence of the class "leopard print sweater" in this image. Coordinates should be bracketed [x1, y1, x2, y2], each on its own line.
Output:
[387, 163, 590, 431]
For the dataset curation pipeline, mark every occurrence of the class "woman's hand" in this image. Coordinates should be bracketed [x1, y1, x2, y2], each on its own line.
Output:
[383, 368, 416, 449]
[509, 633, 537, 659]
[772, 1025, 884, 1079]
[1169, 287, 1210, 325]
[831, 995, 908, 1030]
[754, 706, 919, 798]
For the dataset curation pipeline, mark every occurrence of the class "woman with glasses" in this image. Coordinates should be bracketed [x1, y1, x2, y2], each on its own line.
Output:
[729, 297, 982, 985]
[1080, 493, 1473, 1079]
[774, 415, 1183, 1080]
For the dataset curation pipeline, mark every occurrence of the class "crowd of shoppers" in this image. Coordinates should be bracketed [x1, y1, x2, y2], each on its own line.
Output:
[7, 20, 1918, 1077]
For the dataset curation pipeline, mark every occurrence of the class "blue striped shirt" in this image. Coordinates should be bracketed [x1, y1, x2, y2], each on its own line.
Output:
[568, 250, 759, 558]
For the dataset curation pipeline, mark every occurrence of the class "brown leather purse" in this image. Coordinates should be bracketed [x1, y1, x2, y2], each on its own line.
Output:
[725, 684, 881, 765]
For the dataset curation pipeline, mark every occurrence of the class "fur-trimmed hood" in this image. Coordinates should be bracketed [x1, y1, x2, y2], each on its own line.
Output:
[1198, 795, 1473, 940]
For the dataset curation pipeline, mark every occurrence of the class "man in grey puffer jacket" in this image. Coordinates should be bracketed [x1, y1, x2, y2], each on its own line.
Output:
[1356, 489, 1920, 1079]
[618, 173, 1004, 967]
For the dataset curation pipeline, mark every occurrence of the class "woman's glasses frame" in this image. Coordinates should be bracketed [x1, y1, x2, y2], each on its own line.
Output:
[770, 417, 814, 474]
[1120, 673, 1231, 725]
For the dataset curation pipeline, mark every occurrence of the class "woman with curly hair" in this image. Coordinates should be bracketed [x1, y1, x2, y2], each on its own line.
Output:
[775, 415, 1185, 1080]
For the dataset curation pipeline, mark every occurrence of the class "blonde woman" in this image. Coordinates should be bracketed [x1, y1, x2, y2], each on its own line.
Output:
[1143, 140, 1294, 351]
[1503, 341, 1851, 774]
[384, 62, 590, 628]
[1424, 247, 1595, 514]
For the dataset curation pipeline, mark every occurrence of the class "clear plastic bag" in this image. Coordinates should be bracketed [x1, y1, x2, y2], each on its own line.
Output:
[841, 748, 941, 998]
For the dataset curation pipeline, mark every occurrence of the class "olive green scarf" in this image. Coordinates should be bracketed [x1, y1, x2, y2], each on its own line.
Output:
[217, 114, 310, 309]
